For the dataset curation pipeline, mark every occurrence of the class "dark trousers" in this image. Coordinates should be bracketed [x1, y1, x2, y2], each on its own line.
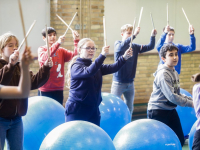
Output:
[148, 109, 185, 146]
[65, 101, 101, 126]
[192, 129, 200, 150]
[38, 90, 64, 105]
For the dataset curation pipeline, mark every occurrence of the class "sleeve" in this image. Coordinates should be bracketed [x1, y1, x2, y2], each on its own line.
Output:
[159, 73, 193, 107]
[0, 63, 16, 85]
[115, 35, 136, 53]
[139, 36, 155, 53]
[179, 34, 196, 54]
[156, 32, 167, 52]
[63, 39, 79, 62]
[30, 65, 52, 90]
[71, 54, 106, 79]
[38, 42, 60, 66]
[101, 56, 126, 76]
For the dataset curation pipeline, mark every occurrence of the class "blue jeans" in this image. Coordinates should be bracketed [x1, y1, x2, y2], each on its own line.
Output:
[0, 116, 23, 150]
[111, 81, 135, 115]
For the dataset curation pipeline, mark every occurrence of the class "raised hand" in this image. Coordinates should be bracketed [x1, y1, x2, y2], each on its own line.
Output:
[101, 46, 110, 56]
[123, 47, 133, 60]
[44, 57, 53, 67]
[189, 25, 194, 35]
[72, 30, 80, 40]
[151, 29, 157, 36]
[9, 50, 19, 65]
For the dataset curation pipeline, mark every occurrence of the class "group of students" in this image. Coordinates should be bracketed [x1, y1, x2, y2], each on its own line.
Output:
[0, 20, 199, 150]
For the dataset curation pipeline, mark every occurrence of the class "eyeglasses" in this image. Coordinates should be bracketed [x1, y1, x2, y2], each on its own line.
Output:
[81, 47, 97, 51]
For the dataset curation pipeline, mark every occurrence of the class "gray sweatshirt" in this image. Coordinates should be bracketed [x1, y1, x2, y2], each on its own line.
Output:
[148, 64, 193, 110]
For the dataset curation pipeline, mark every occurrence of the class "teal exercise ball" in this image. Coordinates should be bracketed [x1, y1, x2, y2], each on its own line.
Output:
[39, 121, 115, 150]
[22, 96, 65, 150]
[113, 119, 182, 150]
[100, 92, 131, 140]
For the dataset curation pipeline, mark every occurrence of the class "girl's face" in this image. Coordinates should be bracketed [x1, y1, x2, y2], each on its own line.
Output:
[2, 37, 18, 59]
[79, 41, 96, 60]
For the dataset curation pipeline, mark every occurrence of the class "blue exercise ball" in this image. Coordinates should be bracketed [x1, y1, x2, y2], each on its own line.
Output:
[113, 119, 182, 150]
[100, 92, 131, 140]
[189, 121, 197, 150]
[22, 96, 65, 150]
[176, 88, 197, 136]
[39, 121, 115, 150]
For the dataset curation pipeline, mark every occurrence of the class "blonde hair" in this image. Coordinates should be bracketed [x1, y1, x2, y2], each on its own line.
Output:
[0, 33, 19, 54]
[66, 38, 95, 88]
[191, 73, 200, 82]
[121, 24, 133, 34]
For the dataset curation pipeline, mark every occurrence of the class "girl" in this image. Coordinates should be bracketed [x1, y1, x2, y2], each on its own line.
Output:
[191, 73, 200, 150]
[65, 38, 132, 126]
[0, 33, 53, 150]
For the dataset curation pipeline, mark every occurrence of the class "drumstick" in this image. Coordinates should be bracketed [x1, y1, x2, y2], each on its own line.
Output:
[45, 25, 50, 58]
[150, 13, 155, 29]
[182, 8, 191, 25]
[63, 12, 77, 36]
[56, 14, 73, 32]
[18, 0, 28, 47]
[138, 7, 143, 27]
[130, 17, 137, 48]
[167, 3, 169, 25]
[103, 16, 107, 46]
[18, 20, 36, 51]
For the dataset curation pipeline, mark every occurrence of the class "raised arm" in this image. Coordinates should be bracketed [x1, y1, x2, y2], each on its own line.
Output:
[140, 29, 156, 53]
[0, 47, 33, 99]
[156, 25, 170, 51]
[160, 73, 193, 107]
[180, 25, 196, 53]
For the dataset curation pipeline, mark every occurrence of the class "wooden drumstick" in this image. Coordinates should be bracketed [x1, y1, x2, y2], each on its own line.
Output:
[45, 25, 50, 58]
[182, 8, 191, 25]
[130, 17, 137, 48]
[138, 7, 143, 27]
[63, 12, 77, 36]
[103, 16, 107, 46]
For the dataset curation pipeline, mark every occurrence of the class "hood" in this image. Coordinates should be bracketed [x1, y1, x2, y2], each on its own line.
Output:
[153, 64, 174, 77]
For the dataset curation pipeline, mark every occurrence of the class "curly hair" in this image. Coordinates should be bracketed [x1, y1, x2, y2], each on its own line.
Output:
[160, 44, 178, 58]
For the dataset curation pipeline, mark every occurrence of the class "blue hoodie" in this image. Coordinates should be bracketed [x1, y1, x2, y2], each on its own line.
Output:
[67, 54, 126, 107]
[156, 32, 196, 74]
[113, 36, 155, 83]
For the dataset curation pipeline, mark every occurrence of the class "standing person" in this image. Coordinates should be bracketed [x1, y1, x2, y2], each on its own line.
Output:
[0, 32, 53, 150]
[111, 24, 157, 115]
[147, 44, 193, 147]
[191, 73, 200, 150]
[156, 25, 196, 74]
[38, 27, 79, 105]
[65, 38, 132, 126]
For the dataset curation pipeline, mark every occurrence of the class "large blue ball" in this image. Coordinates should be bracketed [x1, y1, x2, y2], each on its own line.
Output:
[113, 119, 182, 150]
[22, 96, 65, 150]
[176, 88, 197, 136]
[39, 121, 115, 150]
[100, 92, 131, 140]
[189, 121, 197, 150]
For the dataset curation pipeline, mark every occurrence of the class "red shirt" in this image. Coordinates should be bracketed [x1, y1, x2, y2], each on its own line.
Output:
[38, 40, 79, 92]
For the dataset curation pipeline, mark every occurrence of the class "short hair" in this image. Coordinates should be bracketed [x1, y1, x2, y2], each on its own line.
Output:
[191, 73, 200, 82]
[121, 24, 133, 34]
[160, 44, 178, 58]
[41, 27, 56, 37]
[163, 26, 175, 33]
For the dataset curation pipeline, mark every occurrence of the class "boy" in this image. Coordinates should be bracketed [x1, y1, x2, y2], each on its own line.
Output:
[156, 25, 196, 74]
[38, 27, 79, 105]
[111, 24, 157, 115]
[147, 44, 193, 147]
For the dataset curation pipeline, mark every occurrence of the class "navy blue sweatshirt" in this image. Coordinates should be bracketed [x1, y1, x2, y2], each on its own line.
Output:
[113, 36, 155, 83]
[68, 54, 126, 107]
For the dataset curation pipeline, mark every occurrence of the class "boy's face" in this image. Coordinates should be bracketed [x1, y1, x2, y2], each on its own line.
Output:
[162, 49, 178, 70]
[121, 30, 132, 41]
[2, 37, 18, 58]
[166, 31, 175, 43]
[43, 32, 57, 45]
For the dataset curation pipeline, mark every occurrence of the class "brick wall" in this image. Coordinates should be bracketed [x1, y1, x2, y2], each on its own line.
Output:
[29, 0, 200, 109]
